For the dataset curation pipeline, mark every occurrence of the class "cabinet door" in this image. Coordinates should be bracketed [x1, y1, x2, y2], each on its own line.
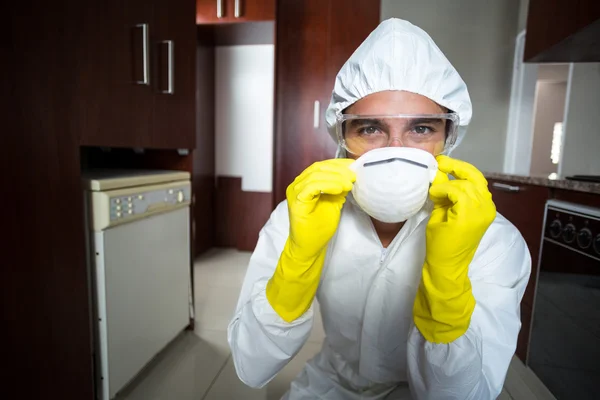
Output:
[228, 0, 275, 22]
[488, 179, 549, 363]
[488, 180, 549, 307]
[196, 0, 231, 23]
[79, 0, 155, 147]
[151, 0, 196, 149]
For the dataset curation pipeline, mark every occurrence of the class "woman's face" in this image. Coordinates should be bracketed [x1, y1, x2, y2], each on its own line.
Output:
[343, 90, 447, 160]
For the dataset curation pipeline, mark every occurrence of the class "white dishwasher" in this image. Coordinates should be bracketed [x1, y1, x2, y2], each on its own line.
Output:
[82, 170, 193, 400]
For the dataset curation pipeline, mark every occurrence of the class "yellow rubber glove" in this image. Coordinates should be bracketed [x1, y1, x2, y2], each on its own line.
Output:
[266, 159, 356, 322]
[413, 156, 496, 343]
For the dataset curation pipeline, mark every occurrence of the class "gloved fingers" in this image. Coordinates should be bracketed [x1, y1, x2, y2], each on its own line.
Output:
[294, 170, 354, 194]
[429, 169, 452, 208]
[295, 178, 352, 203]
[319, 193, 350, 210]
[295, 159, 356, 185]
[436, 156, 488, 190]
[432, 169, 450, 186]
[429, 180, 476, 215]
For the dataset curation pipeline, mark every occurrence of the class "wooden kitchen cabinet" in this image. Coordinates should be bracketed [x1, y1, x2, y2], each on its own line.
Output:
[488, 179, 550, 307]
[79, 0, 196, 149]
[151, 0, 197, 149]
[488, 179, 550, 362]
[77, 0, 154, 148]
[524, 0, 600, 62]
[196, 0, 274, 24]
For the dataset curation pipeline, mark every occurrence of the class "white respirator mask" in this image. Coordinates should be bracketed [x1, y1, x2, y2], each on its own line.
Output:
[349, 147, 438, 223]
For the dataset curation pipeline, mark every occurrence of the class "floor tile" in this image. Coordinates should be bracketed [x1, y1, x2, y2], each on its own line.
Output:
[116, 331, 229, 400]
[195, 285, 241, 332]
[498, 388, 513, 400]
[194, 249, 251, 289]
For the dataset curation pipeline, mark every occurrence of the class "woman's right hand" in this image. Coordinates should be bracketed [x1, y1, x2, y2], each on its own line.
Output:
[285, 159, 356, 260]
[266, 159, 355, 322]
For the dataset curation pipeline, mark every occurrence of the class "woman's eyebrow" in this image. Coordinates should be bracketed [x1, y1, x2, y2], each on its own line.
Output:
[347, 118, 388, 129]
[407, 118, 446, 126]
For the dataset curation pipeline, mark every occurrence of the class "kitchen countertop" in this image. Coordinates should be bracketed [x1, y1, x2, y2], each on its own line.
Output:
[484, 172, 600, 195]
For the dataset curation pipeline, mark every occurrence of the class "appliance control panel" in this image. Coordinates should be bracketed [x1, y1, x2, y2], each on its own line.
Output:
[88, 180, 191, 231]
[544, 200, 600, 261]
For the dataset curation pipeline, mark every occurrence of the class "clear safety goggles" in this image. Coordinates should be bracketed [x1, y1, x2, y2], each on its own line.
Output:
[335, 113, 460, 157]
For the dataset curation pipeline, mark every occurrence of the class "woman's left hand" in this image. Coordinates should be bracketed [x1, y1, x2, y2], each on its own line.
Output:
[413, 156, 496, 344]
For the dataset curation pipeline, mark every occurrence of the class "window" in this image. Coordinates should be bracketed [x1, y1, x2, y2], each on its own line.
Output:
[551, 122, 563, 165]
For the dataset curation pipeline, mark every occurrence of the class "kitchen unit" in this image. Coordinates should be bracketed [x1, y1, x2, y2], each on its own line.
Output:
[524, 0, 600, 62]
[83, 170, 192, 400]
[486, 172, 600, 363]
[78, 0, 197, 149]
[528, 200, 600, 399]
[6, 1, 200, 399]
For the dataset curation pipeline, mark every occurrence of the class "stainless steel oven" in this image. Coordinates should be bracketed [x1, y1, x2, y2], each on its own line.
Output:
[528, 200, 600, 399]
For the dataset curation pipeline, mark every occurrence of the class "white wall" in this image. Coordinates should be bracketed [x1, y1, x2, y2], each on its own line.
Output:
[560, 63, 600, 176]
[518, 0, 529, 32]
[381, 0, 520, 172]
[215, 45, 275, 192]
[529, 81, 566, 176]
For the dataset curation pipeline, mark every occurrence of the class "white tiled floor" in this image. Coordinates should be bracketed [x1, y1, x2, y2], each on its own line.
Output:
[117, 248, 547, 400]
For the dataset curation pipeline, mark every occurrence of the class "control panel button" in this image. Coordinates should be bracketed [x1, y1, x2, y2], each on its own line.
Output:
[594, 234, 600, 255]
[562, 223, 576, 243]
[549, 220, 562, 239]
[177, 191, 184, 203]
[577, 228, 593, 249]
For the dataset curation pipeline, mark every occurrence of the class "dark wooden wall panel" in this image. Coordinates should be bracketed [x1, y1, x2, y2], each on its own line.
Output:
[5, 2, 94, 398]
[273, 0, 330, 205]
[273, 0, 380, 204]
[193, 27, 216, 256]
[215, 177, 241, 247]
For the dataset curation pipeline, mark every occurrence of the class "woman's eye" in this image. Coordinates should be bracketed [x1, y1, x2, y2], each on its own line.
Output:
[359, 126, 381, 135]
[412, 126, 434, 135]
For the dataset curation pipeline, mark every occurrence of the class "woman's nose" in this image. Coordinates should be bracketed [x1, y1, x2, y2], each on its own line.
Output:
[388, 137, 404, 148]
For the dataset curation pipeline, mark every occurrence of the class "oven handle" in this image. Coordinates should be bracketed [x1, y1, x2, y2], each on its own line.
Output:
[492, 182, 521, 193]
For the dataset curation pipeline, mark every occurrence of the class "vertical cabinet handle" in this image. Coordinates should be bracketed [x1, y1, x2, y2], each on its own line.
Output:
[134, 23, 150, 85]
[158, 40, 174, 95]
[217, 0, 223, 18]
[313, 101, 320, 129]
[234, 0, 241, 18]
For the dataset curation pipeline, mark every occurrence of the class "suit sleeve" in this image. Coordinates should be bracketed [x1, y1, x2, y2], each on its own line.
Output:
[407, 216, 532, 399]
[227, 201, 315, 388]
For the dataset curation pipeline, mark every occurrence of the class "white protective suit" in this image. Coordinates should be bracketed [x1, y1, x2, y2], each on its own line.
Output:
[228, 18, 531, 399]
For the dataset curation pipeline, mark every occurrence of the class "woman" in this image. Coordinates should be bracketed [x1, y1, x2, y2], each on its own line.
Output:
[227, 18, 531, 399]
